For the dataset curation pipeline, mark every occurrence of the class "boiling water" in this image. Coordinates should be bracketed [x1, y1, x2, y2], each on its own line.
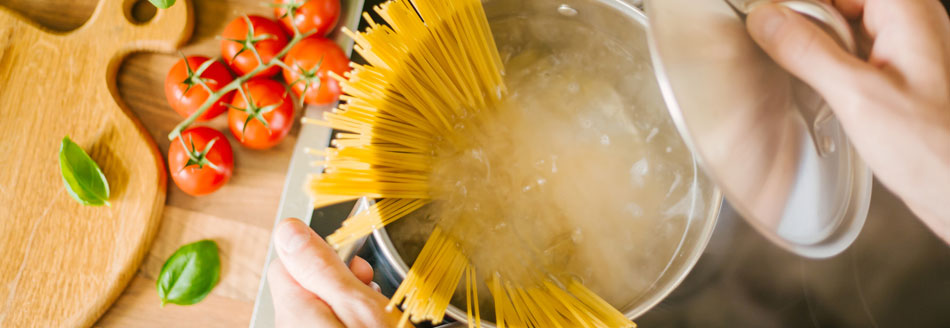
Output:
[386, 14, 713, 315]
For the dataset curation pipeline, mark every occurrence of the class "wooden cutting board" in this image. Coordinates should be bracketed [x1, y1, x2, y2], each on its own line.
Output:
[0, 0, 192, 326]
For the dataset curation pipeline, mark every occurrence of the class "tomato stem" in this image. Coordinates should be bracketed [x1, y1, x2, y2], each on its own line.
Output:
[227, 84, 281, 139]
[276, 56, 323, 109]
[239, 15, 270, 67]
[167, 8, 314, 141]
[177, 52, 219, 103]
[177, 133, 222, 171]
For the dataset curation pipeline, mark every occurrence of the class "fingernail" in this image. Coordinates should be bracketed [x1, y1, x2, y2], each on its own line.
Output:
[276, 220, 311, 253]
[748, 4, 788, 42]
[370, 282, 381, 293]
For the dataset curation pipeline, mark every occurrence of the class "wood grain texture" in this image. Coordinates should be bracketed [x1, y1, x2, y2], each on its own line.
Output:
[99, 1, 296, 327]
[0, 0, 293, 327]
[94, 274, 255, 327]
[97, 1, 298, 326]
[0, 0, 192, 326]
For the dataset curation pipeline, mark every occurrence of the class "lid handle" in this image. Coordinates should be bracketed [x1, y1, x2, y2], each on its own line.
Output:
[727, 0, 856, 156]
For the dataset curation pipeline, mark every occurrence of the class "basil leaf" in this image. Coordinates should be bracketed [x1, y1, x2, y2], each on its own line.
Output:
[157, 240, 221, 306]
[59, 136, 110, 206]
[148, 0, 176, 9]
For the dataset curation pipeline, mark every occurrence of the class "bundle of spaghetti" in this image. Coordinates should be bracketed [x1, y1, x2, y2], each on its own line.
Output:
[306, 0, 505, 251]
[387, 228, 473, 328]
[488, 274, 636, 328]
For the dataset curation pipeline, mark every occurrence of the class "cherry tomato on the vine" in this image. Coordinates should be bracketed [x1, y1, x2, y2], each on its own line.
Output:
[221, 15, 289, 78]
[164, 56, 235, 121]
[228, 79, 295, 150]
[281, 36, 350, 105]
[273, 0, 340, 37]
[168, 127, 234, 196]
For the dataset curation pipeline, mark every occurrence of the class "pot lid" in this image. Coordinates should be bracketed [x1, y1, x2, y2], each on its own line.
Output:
[645, 0, 872, 258]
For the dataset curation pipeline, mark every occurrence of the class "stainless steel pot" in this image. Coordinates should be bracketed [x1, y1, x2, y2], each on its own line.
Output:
[369, 1, 724, 325]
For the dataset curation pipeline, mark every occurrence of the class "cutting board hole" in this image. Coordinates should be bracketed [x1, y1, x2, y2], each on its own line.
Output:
[131, 0, 157, 24]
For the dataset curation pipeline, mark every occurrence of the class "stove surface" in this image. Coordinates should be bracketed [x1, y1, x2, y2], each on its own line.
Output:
[638, 183, 950, 327]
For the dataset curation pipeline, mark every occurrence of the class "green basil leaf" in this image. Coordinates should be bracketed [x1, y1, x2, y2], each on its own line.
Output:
[148, 0, 176, 9]
[59, 136, 110, 206]
[157, 240, 221, 306]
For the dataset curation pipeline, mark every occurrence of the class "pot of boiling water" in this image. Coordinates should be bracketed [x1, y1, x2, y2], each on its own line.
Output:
[370, 0, 723, 325]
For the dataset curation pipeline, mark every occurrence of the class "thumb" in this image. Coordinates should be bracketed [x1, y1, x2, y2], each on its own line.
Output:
[273, 218, 399, 327]
[274, 218, 370, 301]
[746, 3, 869, 93]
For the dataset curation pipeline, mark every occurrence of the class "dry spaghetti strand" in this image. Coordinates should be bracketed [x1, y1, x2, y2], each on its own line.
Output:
[388, 228, 470, 327]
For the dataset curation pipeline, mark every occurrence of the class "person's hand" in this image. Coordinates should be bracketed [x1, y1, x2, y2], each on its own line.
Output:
[746, 0, 950, 242]
[268, 218, 404, 328]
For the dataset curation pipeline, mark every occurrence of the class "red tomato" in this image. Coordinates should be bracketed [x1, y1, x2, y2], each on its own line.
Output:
[281, 36, 350, 105]
[220, 15, 289, 78]
[228, 79, 295, 149]
[273, 0, 340, 37]
[168, 127, 234, 196]
[164, 56, 235, 121]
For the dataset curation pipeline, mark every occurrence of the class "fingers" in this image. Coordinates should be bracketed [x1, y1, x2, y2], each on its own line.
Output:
[746, 4, 872, 97]
[273, 218, 402, 328]
[267, 260, 345, 328]
[349, 256, 375, 285]
[349, 257, 382, 293]
[862, 0, 950, 85]
[832, 0, 866, 20]
[274, 218, 372, 302]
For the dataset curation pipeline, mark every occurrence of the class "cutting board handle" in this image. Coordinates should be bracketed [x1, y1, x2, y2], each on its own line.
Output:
[81, 0, 193, 54]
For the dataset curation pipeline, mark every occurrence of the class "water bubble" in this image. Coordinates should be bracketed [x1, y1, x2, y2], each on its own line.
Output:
[625, 202, 644, 216]
[630, 158, 649, 186]
[571, 228, 584, 243]
[469, 149, 486, 163]
[646, 127, 659, 142]
[580, 118, 593, 128]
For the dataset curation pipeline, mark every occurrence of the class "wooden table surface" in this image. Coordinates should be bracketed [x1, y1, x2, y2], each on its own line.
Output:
[0, 0, 299, 326]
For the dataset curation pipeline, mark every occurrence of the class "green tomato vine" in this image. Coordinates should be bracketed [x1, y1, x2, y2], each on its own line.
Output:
[167, 9, 312, 141]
